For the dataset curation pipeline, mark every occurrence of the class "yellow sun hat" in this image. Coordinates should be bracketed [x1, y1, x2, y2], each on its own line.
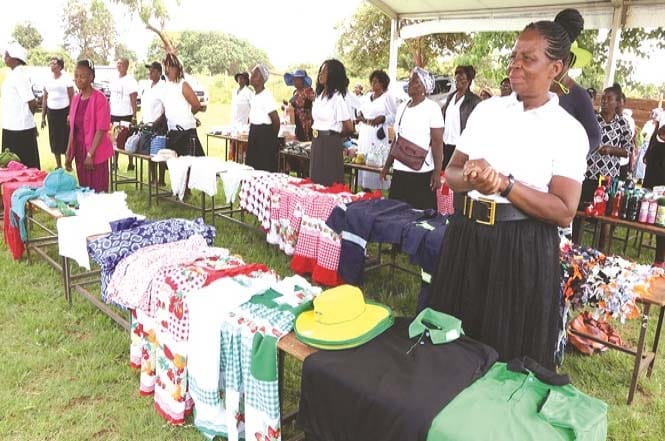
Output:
[295, 285, 393, 350]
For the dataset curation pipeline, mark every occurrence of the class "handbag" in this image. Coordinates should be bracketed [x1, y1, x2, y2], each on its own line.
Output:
[113, 125, 130, 150]
[136, 126, 155, 155]
[389, 100, 428, 170]
[125, 133, 140, 153]
[376, 126, 386, 140]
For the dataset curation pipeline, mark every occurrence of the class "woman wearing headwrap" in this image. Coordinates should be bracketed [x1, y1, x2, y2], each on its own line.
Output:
[310, 59, 354, 186]
[441, 65, 481, 169]
[379, 67, 444, 210]
[550, 8, 600, 151]
[246, 64, 279, 172]
[429, 15, 588, 369]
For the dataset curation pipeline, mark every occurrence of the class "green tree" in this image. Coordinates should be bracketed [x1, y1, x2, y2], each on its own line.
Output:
[112, 0, 179, 53]
[27, 47, 75, 69]
[62, 0, 118, 64]
[12, 22, 43, 50]
[146, 31, 270, 75]
[336, 4, 471, 77]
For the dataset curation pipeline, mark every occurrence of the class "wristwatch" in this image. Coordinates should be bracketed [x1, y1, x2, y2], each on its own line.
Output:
[500, 174, 515, 197]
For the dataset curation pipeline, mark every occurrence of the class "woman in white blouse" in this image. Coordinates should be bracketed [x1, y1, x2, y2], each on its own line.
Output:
[41, 56, 74, 169]
[380, 67, 444, 209]
[429, 17, 588, 370]
[229, 71, 252, 162]
[356, 70, 396, 190]
[245, 64, 279, 172]
[310, 59, 353, 186]
[162, 53, 204, 157]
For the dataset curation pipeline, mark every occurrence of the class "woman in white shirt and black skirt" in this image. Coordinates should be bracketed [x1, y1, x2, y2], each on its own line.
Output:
[246, 64, 279, 172]
[428, 16, 588, 370]
[380, 67, 444, 210]
[310, 59, 353, 186]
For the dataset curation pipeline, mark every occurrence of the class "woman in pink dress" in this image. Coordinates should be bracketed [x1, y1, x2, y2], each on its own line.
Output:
[64, 59, 113, 192]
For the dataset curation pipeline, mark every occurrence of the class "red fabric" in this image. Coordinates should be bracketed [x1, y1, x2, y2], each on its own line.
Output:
[201, 263, 270, 287]
[437, 172, 454, 215]
[2, 177, 46, 260]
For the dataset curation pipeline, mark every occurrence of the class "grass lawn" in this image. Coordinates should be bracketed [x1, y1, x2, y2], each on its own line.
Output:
[1, 102, 664, 440]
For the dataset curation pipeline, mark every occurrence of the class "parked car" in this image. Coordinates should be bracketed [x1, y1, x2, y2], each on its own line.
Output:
[24, 66, 50, 112]
[137, 75, 208, 112]
[92, 65, 116, 101]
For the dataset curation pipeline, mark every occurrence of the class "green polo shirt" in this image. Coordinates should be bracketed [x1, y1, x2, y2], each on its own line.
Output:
[427, 362, 607, 441]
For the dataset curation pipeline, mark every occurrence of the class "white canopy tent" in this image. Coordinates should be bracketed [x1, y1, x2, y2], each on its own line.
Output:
[367, 0, 665, 87]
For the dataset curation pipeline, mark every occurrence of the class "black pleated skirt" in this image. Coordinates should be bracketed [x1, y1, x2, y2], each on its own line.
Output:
[46, 106, 69, 154]
[309, 132, 344, 186]
[428, 213, 560, 370]
[389, 169, 436, 210]
[1, 128, 40, 169]
[246, 123, 278, 172]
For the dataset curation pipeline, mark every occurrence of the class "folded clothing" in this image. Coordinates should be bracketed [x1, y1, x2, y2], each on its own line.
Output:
[298, 317, 498, 441]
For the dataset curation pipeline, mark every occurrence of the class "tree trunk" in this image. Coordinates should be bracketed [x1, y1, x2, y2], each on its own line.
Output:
[146, 23, 176, 55]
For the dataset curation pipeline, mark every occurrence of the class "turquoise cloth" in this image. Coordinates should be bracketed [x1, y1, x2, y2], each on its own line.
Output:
[10, 169, 91, 241]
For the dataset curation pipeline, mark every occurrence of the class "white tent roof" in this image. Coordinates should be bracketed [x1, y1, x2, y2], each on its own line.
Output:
[368, 0, 665, 86]
[368, 0, 665, 38]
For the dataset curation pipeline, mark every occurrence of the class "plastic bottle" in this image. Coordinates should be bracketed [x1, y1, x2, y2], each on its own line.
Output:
[619, 190, 630, 219]
[657, 197, 665, 227]
[638, 196, 650, 223]
[648, 197, 659, 224]
[628, 192, 640, 221]
[611, 190, 623, 218]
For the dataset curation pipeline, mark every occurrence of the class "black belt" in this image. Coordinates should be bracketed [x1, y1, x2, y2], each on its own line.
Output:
[453, 193, 529, 225]
[312, 129, 340, 138]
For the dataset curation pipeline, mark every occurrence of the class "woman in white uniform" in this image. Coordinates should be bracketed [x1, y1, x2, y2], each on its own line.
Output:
[356, 70, 396, 190]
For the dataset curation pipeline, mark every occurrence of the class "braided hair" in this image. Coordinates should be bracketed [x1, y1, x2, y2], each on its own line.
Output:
[163, 53, 184, 81]
[316, 59, 349, 99]
[523, 19, 573, 63]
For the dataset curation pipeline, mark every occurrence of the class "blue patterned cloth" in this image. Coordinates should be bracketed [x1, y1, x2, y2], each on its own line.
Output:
[87, 217, 216, 302]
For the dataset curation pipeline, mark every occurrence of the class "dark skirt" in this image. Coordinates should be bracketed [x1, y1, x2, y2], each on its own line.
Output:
[310, 132, 344, 186]
[1, 128, 40, 169]
[389, 169, 436, 210]
[46, 106, 69, 154]
[246, 123, 278, 172]
[443, 143, 456, 170]
[166, 128, 205, 157]
[428, 213, 561, 370]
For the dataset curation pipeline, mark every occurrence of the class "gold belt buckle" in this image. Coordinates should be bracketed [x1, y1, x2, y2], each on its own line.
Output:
[312, 129, 319, 138]
[466, 196, 496, 226]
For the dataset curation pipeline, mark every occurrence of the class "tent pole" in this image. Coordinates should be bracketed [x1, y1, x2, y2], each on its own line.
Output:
[389, 18, 400, 82]
[603, 3, 626, 88]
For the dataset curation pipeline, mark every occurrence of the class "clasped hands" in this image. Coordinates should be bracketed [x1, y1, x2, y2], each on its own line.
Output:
[463, 159, 506, 195]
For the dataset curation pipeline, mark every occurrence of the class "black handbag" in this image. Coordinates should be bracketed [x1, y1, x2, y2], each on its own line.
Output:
[376, 126, 386, 140]
[136, 127, 155, 155]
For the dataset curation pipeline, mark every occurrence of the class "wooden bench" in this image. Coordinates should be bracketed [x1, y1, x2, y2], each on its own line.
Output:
[277, 333, 318, 441]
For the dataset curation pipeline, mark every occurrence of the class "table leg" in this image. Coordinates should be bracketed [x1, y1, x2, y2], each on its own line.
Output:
[278, 349, 285, 413]
[628, 303, 650, 404]
[648, 306, 665, 377]
[62, 255, 72, 306]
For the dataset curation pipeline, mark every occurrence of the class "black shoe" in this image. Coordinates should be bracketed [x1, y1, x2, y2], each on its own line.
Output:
[127, 164, 136, 172]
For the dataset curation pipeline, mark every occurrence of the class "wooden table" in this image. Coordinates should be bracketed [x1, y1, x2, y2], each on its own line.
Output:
[277, 333, 318, 441]
[24, 200, 129, 330]
[278, 150, 389, 193]
[575, 211, 665, 255]
[110, 148, 150, 192]
[206, 133, 248, 161]
[568, 277, 665, 404]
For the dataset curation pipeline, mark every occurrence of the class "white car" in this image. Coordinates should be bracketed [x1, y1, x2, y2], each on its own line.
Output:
[137, 75, 209, 112]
